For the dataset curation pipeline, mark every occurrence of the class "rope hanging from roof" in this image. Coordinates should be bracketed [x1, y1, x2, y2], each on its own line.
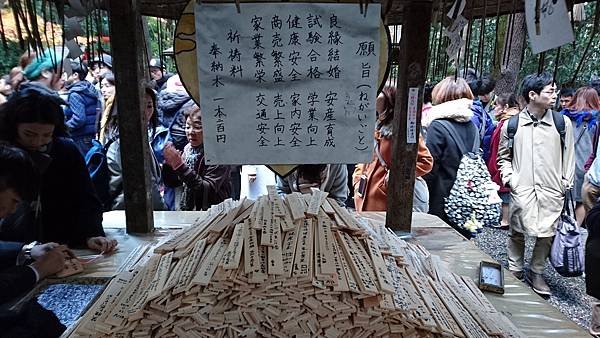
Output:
[0, 3, 7, 49]
[434, 0, 447, 80]
[459, 0, 474, 79]
[491, 0, 501, 70]
[426, 9, 441, 81]
[552, 46, 561, 82]
[475, 0, 488, 75]
[537, 51, 545, 75]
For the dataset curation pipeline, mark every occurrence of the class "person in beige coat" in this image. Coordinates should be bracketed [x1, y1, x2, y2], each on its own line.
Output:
[497, 72, 575, 296]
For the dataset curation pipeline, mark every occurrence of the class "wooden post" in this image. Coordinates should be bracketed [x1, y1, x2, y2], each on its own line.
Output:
[108, 0, 154, 233]
[385, 0, 432, 234]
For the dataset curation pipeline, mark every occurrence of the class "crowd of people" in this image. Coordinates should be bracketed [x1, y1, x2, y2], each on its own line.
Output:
[0, 47, 600, 336]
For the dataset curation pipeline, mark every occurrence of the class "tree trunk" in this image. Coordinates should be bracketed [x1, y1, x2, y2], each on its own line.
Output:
[494, 13, 526, 95]
[109, 0, 155, 233]
[386, 0, 432, 234]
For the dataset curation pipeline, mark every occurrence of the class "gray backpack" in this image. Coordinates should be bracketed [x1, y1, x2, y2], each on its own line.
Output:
[550, 191, 584, 277]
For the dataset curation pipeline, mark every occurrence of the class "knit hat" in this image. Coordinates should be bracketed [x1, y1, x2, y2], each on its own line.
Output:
[149, 58, 162, 69]
[91, 54, 113, 69]
[23, 48, 70, 80]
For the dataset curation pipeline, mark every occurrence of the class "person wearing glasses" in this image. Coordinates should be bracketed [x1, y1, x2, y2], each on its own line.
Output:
[162, 105, 232, 210]
[497, 72, 575, 296]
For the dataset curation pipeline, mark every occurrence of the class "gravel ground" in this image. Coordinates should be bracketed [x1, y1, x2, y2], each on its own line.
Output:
[473, 227, 592, 330]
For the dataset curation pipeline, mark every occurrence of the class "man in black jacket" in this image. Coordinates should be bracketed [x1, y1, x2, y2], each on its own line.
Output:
[0, 144, 68, 337]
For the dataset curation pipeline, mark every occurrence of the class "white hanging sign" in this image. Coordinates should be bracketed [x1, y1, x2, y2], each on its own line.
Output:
[444, 14, 467, 62]
[195, 3, 381, 165]
[525, 0, 574, 54]
[406, 87, 419, 144]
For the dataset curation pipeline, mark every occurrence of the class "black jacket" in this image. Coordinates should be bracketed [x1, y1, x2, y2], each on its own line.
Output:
[0, 138, 105, 248]
[0, 241, 35, 304]
[0, 244, 65, 337]
[168, 99, 197, 151]
[423, 119, 478, 237]
[586, 201, 600, 299]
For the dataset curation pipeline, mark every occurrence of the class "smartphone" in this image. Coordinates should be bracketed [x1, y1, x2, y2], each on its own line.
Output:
[357, 175, 368, 198]
[478, 261, 504, 294]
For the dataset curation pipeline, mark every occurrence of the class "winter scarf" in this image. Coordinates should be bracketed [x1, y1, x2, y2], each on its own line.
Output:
[561, 108, 600, 128]
[180, 145, 204, 210]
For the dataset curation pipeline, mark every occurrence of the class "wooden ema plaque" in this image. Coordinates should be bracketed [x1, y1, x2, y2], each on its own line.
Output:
[70, 193, 525, 338]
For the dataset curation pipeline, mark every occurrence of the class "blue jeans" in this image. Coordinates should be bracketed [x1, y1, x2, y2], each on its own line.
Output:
[413, 177, 429, 212]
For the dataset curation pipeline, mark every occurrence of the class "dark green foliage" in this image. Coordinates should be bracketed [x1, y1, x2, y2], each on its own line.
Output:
[0, 40, 24, 75]
[520, 2, 599, 87]
[427, 2, 599, 89]
[146, 17, 176, 73]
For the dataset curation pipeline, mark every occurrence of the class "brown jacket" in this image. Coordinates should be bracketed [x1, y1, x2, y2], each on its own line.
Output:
[353, 128, 433, 212]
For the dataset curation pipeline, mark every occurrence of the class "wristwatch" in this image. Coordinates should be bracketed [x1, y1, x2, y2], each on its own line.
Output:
[22, 241, 40, 261]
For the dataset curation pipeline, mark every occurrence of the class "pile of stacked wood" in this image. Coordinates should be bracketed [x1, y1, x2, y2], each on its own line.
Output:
[69, 188, 523, 338]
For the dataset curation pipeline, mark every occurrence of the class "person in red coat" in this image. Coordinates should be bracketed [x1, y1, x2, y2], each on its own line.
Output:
[486, 93, 520, 229]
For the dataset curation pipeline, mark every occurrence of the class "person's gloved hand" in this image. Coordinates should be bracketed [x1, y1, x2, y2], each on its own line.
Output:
[163, 142, 184, 170]
[30, 245, 70, 280]
[86, 236, 118, 253]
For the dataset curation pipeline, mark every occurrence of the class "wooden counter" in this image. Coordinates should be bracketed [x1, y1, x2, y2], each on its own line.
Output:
[88, 210, 588, 338]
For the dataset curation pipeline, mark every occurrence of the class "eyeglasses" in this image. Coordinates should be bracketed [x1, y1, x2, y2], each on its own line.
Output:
[185, 124, 203, 132]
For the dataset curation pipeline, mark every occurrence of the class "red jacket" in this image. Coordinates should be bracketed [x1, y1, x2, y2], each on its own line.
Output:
[486, 119, 510, 193]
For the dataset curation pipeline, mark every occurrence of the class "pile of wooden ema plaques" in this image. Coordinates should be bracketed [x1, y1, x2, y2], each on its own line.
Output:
[69, 188, 524, 338]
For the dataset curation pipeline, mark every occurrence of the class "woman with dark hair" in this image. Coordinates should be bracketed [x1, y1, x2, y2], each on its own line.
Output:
[561, 86, 600, 223]
[106, 84, 167, 210]
[276, 164, 348, 206]
[97, 73, 117, 144]
[0, 92, 116, 252]
[353, 86, 433, 212]
[422, 77, 479, 238]
[98, 72, 116, 143]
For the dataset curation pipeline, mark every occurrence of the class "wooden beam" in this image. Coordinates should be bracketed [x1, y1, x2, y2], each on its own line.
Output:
[133, 0, 588, 21]
[383, 0, 586, 25]
[108, 0, 154, 233]
[385, 0, 432, 233]
[140, 0, 189, 19]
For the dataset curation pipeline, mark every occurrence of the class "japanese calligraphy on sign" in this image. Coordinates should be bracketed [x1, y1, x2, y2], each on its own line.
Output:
[195, 3, 381, 164]
[406, 87, 419, 144]
[525, 0, 573, 54]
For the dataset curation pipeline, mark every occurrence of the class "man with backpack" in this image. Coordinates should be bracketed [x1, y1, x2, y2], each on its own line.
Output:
[497, 72, 575, 296]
